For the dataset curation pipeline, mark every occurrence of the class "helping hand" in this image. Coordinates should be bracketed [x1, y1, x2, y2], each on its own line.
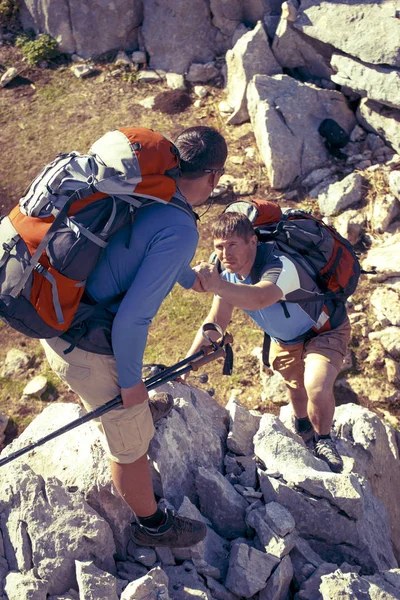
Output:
[193, 262, 222, 293]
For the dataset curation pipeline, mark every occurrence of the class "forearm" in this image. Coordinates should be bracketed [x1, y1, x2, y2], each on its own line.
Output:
[186, 300, 232, 358]
[216, 279, 274, 310]
[186, 320, 221, 358]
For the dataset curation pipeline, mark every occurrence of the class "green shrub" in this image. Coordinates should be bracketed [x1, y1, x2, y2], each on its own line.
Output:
[0, 0, 19, 31]
[16, 32, 60, 65]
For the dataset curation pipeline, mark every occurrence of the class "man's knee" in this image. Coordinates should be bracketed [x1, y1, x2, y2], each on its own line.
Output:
[303, 357, 338, 400]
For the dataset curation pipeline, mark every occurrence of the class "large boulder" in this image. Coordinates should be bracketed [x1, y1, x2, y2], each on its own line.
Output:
[255, 413, 398, 572]
[1, 403, 132, 554]
[334, 404, 400, 564]
[331, 54, 400, 111]
[141, 0, 229, 74]
[293, 0, 400, 67]
[247, 73, 355, 188]
[272, 18, 333, 80]
[0, 464, 116, 597]
[20, 0, 143, 58]
[225, 21, 282, 125]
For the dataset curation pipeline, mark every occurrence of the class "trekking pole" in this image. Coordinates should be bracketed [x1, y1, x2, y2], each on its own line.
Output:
[0, 324, 233, 469]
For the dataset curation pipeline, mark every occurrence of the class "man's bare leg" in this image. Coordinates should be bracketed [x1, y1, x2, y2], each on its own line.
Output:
[303, 356, 339, 435]
[286, 386, 308, 419]
[110, 453, 157, 517]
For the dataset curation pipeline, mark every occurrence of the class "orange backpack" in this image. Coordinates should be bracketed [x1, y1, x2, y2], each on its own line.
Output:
[0, 127, 194, 339]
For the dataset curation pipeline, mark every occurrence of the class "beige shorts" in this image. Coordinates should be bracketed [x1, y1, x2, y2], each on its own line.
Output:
[41, 337, 155, 464]
[269, 318, 351, 389]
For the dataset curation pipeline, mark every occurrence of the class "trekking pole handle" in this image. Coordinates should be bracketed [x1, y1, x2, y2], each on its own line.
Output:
[189, 345, 227, 370]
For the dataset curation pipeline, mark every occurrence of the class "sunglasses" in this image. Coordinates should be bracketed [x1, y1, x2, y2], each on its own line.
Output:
[204, 168, 225, 176]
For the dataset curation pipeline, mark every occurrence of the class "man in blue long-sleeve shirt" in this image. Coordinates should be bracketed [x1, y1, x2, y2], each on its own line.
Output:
[41, 126, 227, 548]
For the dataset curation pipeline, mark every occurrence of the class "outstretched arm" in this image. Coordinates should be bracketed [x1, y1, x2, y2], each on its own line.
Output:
[194, 262, 283, 310]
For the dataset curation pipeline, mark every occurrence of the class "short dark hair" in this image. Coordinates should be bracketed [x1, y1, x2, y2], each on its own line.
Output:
[174, 126, 227, 179]
[211, 212, 256, 241]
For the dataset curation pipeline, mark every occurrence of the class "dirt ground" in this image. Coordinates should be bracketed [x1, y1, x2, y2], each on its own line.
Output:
[0, 42, 398, 447]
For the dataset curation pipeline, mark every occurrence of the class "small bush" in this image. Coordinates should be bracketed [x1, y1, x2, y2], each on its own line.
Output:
[0, 0, 19, 32]
[16, 32, 60, 65]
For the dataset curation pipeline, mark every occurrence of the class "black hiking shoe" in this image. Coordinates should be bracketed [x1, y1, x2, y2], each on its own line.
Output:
[149, 392, 174, 424]
[131, 508, 207, 548]
[314, 437, 343, 473]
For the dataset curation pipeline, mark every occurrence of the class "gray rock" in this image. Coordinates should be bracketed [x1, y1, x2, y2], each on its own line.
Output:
[357, 99, 400, 155]
[20, 0, 142, 58]
[369, 194, 400, 234]
[148, 383, 228, 508]
[22, 375, 48, 397]
[318, 173, 365, 217]
[331, 54, 400, 111]
[121, 566, 170, 600]
[293, 0, 400, 67]
[171, 496, 230, 577]
[334, 209, 366, 246]
[254, 412, 397, 572]
[36, 558, 76, 596]
[0, 67, 18, 88]
[195, 466, 248, 538]
[186, 62, 219, 83]
[362, 233, 400, 274]
[137, 70, 164, 83]
[385, 358, 400, 386]
[226, 395, 261, 456]
[225, 21, 282, 125]
[247, 74, 355, 189]
[370, 287, 400, 327]
[259, 554, 294, 600]
[0, 403, 132, 554]
[129, 546, 157, 567]
[320, 568, 400, 599]
[75, 560, 118, 600]
[301, 167, 337, 188]
[296, 562, 338, 599]
[264, 501, 296, 537]
[260, 368, 291, 405]
[142, 0, 228, 74]
[210, 0, 243, 37]
[163, 564, 210, 600]
[334, 404, 400, 564]
[116, 558, 148, 583]
[369, 327, 400, 359]
[165, 72, 185, 90]
[131, 51, 147, 64]
[0, 464, 116, 597]
[4, 570, 48, 600]
[1, 348, 30, 377]
[205, 576, 238, 600]
[254, 413, 331, 478]
[225, 543, 280, 598]
[273, 18, 333, 80]
[247, 507, 296, 558]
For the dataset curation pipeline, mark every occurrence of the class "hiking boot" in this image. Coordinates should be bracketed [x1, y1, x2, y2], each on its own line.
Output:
[314, 437, 343, 473]
[131, 508, 207, 548]
[149, 392, 174, 424]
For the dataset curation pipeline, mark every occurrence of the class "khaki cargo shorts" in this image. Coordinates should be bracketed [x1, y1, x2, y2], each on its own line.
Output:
[41, 337, 155, 464]
[269, 318, 351, 389]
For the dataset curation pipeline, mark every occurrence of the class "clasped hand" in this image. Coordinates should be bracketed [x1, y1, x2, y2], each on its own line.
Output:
[193, 261, 221, 293]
